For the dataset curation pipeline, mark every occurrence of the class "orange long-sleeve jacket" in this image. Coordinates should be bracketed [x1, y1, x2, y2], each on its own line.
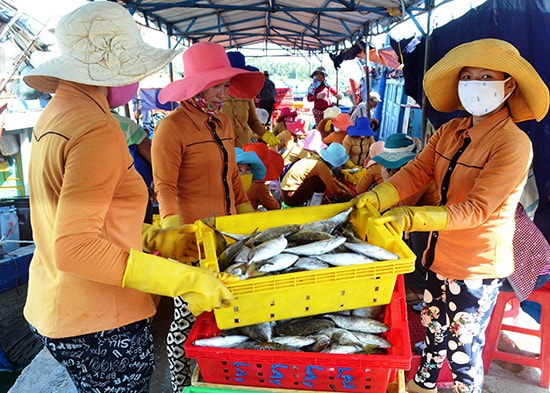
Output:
[388, 107, 531, 280]
[152, 101, 249, 224]
[25, 81, 155, 338]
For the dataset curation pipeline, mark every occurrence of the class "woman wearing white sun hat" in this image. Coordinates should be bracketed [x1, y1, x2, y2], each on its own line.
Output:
[22, 3, 235, 392]
[356, 38, 549, 393]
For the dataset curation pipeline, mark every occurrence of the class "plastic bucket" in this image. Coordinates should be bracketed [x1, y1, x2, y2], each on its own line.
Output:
[0, 201, 20, 254]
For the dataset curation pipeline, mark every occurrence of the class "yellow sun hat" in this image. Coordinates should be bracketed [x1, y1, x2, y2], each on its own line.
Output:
[423, 38, 549, 122]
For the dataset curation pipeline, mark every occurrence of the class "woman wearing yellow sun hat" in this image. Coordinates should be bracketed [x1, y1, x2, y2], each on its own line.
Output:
[356, 38, 549, 393]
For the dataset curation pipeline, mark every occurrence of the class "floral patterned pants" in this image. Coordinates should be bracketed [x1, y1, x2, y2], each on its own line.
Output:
[413, 270, 503, 393]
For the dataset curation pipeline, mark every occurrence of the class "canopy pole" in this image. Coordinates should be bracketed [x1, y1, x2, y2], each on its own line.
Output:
[363, 25, 371, 116]
[421, 0, 435, 144]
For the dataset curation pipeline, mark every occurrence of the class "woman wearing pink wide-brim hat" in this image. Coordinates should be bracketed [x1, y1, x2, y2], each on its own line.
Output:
[152, 41, 264, 392]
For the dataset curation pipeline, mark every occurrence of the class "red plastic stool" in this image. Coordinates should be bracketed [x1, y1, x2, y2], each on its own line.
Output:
[482, 282, 550, 388]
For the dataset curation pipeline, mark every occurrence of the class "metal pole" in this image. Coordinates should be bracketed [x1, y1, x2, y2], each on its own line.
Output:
[421, 0, 435, 144]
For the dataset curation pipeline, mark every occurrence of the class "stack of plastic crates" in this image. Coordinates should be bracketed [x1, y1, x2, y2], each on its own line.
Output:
[185, 202, 416, 392]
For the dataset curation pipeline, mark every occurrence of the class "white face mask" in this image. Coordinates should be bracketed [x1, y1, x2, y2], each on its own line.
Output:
[458, 77, 512, 117]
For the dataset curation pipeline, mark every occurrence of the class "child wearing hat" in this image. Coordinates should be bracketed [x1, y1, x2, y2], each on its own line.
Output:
[21, 2, 234, 392]
[272, 106, 298, 136]
[154, 42, 264, 391]
[280, 142, 353, 207]
[342, 116, 376, 167]
[356, 38, 550, 393]
[307, 66, 343, 127]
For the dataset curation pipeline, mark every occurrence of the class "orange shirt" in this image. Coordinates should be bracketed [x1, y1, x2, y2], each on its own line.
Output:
[389, 108, 531, 280]
[26, 81, 155, 338]
[152, 101, 249, 224]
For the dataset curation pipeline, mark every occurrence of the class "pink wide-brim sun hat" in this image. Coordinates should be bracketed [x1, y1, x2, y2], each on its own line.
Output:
[159, 42, 264, 103]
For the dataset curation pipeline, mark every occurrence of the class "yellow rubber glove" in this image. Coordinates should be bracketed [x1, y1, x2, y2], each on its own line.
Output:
[142, 223, 199, 262]
[261, 131, 282, 147]
[236, 202, 255, 213]
[355, 182, 400, 211]
[161, 214, 181, 229]
[345, 159, 359, 169]
[214, 271, 242, 284]
[374, 206, 449, 233]
[123, 249, 234, 315]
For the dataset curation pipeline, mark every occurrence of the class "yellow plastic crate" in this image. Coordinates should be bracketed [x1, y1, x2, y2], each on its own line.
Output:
[195, 201, 415, 329]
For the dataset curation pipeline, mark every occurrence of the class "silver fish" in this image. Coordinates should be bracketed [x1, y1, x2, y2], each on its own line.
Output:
[303, 333, 331, 352]
[323, 314, 389, 334]
[274, 317, 335, 337]
[321, 344, 364, 354]
[293, 257, 330, 271]
[271, 335, 316, 348]
[249, 224, 300, 245]
[319, 327, 363, 347]
[248, 234, 288, 263]
[217, 229, 259, 270]
[193, 335, 249, 348]
[286, 230, 333, 246]
[257, 253, 299, 273]
[352, 331, 392, 349]
[314, 252, 376, 266]
[343, 241, 399, 261]
[352, 306, 386, 320]
[283, 236, 347, 256]
[299, 207, 353, 233]
[238, 322, 274, 342]
[233, 245, 252, 263]
[224, 261, 252, 279]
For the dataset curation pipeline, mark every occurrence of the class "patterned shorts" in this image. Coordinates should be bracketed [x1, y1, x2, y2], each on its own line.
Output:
[32, 319, 154, 393]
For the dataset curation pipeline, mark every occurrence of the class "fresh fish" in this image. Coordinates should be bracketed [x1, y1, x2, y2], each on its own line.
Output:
[343, 241, 399, 261]
[249, 224, 300, 245]
[352, 306, 386, 320]
[319, 327, 363, 347]
[286, 230, 333, 246]
[233, 245, 252, 263]
[299, 207, 353, 233]
[248, 234, 288, 263]
[293, 257, 330, 271]
[321, 344, 364, 354]
[303, 333, 331, 352]
[283, 236, 347, 256]
[238, 322, 273, 342]
[274, 317, 335, 337]
[352, 331, 392, 349]
[271, 335, 316, 348]
[217, 229, 259, 270]
[314, 252, 376, 266]
[193, 335, 249, 348]
[323, 314, 389, 334]
[256, 253, 299, 273]
[248, 342, 303, 352]
[224, 261, 252, 279]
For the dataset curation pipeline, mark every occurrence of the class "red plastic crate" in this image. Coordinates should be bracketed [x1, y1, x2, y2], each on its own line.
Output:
[185, 276, 411, 393]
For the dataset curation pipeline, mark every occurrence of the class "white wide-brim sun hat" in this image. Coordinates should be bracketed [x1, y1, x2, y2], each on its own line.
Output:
[23, 1, 181, 93]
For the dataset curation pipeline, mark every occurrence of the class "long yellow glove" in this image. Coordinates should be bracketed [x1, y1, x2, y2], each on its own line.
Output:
[142, 223, 198, 263]
[355, 182, 400, 211]
[261, 131, 282, 147]
[236, 202, 255, 213]
[123, 249, 234, 316]
[161, 214, 181, 229]
[373, 206, 449, 233]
